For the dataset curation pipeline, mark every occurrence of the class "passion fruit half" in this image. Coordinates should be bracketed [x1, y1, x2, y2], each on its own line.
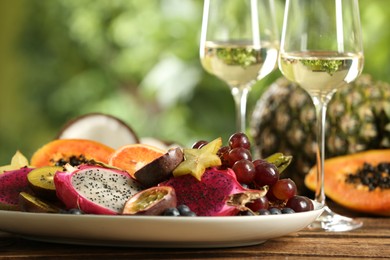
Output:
[18, 192, 62, 213]
[122, 186, 177, 215]
[134, 147, 184, 188]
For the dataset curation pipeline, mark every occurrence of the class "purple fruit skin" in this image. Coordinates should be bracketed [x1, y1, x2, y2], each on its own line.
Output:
[0, 167, 34, 210]
[160, 167, 248, 216]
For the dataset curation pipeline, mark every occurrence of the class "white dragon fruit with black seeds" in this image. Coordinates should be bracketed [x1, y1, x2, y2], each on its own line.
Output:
[54, 165, 143, 215]
[160, 167, 268, 216]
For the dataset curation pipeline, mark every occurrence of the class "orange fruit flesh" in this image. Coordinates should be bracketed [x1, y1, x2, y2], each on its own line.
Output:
[108, 144, 166, 177]
[30, 139, 115, 167]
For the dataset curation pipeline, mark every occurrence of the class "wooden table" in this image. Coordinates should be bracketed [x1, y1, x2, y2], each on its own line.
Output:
[1, 203, 389, 259]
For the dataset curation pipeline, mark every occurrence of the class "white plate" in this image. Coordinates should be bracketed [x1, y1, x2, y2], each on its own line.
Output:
[0, 202, 323, 248]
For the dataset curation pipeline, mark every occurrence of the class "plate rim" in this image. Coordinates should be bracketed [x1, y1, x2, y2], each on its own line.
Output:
[0, 200, 324, 248]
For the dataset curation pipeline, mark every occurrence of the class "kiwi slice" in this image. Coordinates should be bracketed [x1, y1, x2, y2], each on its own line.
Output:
[27, 166, 62, 201]
[18, 192, 61, 213]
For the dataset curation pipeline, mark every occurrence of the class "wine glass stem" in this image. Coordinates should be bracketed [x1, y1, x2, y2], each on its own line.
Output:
[231, 86, 250, 133]
[312, 97, 329, 207]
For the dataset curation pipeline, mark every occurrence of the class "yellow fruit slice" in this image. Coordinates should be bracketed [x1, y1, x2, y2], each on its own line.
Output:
[173, 137, 222, 181]
[0, 151, 30, 174]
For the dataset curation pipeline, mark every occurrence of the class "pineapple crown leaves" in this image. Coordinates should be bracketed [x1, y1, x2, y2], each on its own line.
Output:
[172, 137, 222, 181]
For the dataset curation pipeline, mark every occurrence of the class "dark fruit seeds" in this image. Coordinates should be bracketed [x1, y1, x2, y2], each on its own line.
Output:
[345, 162, 390, 191]
[53, 155, 91, 167]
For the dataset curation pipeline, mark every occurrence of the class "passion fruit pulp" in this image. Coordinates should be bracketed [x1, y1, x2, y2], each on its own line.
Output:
[122, 186, 177, 215]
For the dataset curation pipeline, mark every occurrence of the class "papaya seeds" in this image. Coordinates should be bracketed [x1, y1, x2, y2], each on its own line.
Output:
[30, 139, 115, 167]
[305, 149, 390, 216]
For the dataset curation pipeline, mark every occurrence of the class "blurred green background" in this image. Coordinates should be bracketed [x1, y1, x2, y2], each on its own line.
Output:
[0, 0, 389, 165]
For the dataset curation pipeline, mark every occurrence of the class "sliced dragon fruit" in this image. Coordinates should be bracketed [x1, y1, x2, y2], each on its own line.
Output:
[160, 167, 268, 216]
[0, 167, 34, 210]
[54, 165, 143, 215]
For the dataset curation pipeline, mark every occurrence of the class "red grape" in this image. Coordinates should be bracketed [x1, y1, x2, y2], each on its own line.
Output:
[232, 159, 255, 184]
[286, 195, 314, 212]
[228, 147, 252, 167]
[228, 132, 251, 149]
[217, 146, 230, 167]
[246, 196, 269, 211]
[271, 178, 297, 201]
[192, 140, 208, 149]
[266, 189, 279, 202]
[253, 159, 279, 187]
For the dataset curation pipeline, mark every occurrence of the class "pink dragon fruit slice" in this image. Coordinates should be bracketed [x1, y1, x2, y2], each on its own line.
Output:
[54, 165, 143, 215]
[0, 167, 34, 210]
[160, 167, 267, 216]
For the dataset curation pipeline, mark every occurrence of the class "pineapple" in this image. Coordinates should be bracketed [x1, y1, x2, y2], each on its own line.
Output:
[250, 74, 390, 193]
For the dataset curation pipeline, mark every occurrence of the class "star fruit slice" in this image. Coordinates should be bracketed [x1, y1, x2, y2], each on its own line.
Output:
[173, 137, 222, 181]
[0, 151, 30, 174]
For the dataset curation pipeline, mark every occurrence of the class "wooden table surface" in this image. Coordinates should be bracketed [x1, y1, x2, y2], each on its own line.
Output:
[1, 202, 389, 260]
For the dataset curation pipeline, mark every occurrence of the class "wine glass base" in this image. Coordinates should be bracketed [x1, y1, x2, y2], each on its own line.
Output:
[308, 206, 363, 232]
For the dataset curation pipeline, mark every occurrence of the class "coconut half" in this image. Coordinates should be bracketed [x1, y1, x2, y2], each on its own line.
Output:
[57, 113, 139, 149]
[140, 137, 181, 151]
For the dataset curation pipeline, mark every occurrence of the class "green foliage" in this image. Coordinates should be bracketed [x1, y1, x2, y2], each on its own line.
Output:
[0, 0, 390, 164]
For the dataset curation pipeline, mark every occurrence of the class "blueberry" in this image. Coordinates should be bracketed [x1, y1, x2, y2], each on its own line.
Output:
[269, 207, 282, 215]
[281, 207, 295, 214]
[177, 204, 191, 214]
[68, 208, 84, 215]
[163, 207, 180, 216]
[177, 205, 197, 216]
[257, 209, 270, 215]
[239, 210, 255, 216]
[181, 211, 197, 217]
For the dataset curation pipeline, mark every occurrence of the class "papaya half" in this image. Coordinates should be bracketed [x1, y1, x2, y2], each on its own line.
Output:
[30, 139, 115, 167]
[305, 149, 390, 216]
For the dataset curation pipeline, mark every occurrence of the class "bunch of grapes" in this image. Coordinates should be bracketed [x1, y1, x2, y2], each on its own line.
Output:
[192, 133, 313, 215]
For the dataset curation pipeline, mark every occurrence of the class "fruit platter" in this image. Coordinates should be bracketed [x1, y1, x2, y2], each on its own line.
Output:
[0, 114, 324, 248]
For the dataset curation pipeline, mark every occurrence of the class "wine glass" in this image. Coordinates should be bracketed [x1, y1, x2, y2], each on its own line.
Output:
[279, 0, 364, 231]
[200, 0, 279, 132]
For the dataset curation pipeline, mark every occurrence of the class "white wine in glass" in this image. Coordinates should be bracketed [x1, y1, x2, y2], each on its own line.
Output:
[279, 0, 364, 231]
[200, 0, 279, 132]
